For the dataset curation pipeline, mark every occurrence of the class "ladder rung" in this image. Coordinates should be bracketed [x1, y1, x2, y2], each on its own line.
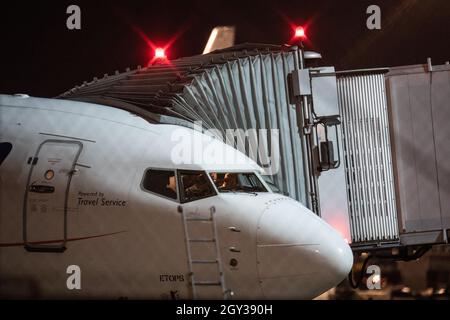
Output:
[192, 259, 218, 264]
[189, 238, 215, 243]
[187, 218, 212, 221]
[194, 281, 221, 286]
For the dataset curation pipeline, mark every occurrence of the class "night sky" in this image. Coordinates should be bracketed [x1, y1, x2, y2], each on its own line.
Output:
[1, 0, 449, 97]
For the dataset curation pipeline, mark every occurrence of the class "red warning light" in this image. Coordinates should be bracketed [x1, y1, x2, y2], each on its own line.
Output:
[154, 47, 166, 59]
[294, 26, 306, 40]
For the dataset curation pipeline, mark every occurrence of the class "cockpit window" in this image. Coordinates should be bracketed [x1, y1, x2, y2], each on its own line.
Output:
[142, 169, 178, 200]
[0, 142, 12, 166]
[210, 172, 268, 193]
[261, 175, 280, 193]
[179, 170, 216, 203]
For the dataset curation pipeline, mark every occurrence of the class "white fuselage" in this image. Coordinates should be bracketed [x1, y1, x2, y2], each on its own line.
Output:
[0, 95, 353, 299]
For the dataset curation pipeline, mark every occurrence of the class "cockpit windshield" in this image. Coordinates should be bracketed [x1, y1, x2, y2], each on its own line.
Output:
[209, 172, 268, 193]
[179, 170, 216, 203]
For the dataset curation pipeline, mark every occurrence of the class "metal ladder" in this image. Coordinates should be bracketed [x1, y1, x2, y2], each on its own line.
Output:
[180, 206, 230, 300]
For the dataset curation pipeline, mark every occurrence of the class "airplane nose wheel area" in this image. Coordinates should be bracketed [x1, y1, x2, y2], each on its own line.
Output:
[255, 198, 354, 299]
[348, 246, 432, 290]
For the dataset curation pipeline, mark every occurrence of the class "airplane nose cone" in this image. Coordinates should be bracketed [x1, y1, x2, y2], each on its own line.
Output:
[256, 198, 353, 299]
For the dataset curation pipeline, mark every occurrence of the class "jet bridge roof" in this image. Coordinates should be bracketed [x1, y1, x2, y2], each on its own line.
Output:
[60, 43, 297, 125]
[60, 43, 313, 207]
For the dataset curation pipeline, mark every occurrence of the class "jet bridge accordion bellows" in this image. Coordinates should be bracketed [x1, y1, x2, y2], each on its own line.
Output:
[60, 44, 310, 206]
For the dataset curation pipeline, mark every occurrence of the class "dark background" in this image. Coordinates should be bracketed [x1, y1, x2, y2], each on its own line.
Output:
[1, 0, 449, 97]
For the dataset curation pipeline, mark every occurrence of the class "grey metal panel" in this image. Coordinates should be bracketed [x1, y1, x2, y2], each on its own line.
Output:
[386, 64, 450, 234]
[337, 73, 399, 243]
[386, 75, 418, 233]
[311, 68, 340, 116]
[311, 68, 352, 242]
[400, 231, 445, 246]
[431, 70, 450, 229]
[405, 73, 440, 231]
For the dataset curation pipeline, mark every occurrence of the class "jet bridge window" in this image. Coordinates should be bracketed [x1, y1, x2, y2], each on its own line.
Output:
[142, 169, 178, 200]
[179, 171, 216, 203]
[210, 172, 268, 193]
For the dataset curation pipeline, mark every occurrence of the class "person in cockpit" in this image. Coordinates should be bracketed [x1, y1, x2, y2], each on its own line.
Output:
[165, 175, 177, 199]
[219, 173, 238, 190]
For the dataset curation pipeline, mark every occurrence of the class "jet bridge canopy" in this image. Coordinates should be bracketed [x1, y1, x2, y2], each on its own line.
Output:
[61, 43, 351, 242]
[61, 44, 450, 251]
[60, 44, 316, 206]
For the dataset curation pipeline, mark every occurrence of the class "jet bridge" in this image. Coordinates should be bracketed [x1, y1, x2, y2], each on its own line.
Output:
[60, 44, 450, 257]
[336, 63, 450, 253]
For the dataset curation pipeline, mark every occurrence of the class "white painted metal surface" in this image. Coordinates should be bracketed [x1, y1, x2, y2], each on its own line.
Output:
[0, 95, 352, 299]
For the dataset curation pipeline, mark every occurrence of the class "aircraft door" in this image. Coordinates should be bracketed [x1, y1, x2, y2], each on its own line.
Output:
[23, 140, 82, 252]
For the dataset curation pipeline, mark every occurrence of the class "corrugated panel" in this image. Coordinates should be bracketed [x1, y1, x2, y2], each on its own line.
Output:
[177, 52, 308, 204]
[337, 73, 399, 243]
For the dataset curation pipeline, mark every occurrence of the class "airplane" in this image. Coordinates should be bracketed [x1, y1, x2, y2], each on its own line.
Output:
[203, 26, 236, 54]
[0, 27, 353, 300]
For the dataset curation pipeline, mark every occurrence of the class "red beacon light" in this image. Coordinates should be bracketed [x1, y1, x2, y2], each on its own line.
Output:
[149, 46, 169, 66]
[294, 26, 306, 40]
[154, 47, 166, 59]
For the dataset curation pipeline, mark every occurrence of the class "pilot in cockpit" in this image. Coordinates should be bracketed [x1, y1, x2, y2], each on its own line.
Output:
[184, 174, 211, 198]
[219, 173, 238, 190]
[165, 175, 177, 199]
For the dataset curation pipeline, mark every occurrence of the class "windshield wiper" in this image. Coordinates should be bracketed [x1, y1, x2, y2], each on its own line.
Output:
[219, 188, 257, 195]
[235, 186, 258, 195]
